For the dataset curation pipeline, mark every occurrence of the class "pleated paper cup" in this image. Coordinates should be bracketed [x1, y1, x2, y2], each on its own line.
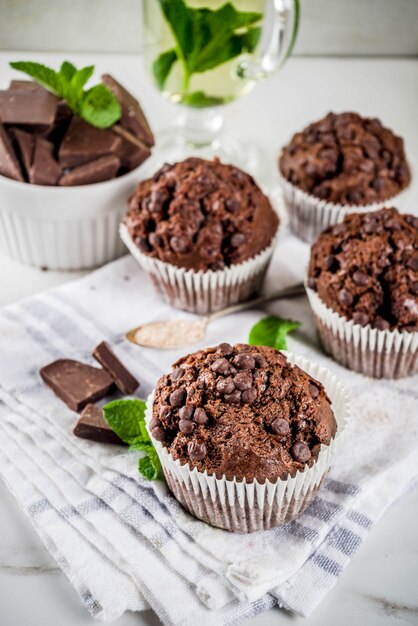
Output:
[306, 286, 418, 379]
[278, 171, 411, 244]
[145, 353, 349, 533]
[120, 223, 276, 314]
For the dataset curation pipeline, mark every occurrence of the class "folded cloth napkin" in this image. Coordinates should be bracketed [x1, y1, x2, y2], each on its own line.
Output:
[0, 233, 417, 625]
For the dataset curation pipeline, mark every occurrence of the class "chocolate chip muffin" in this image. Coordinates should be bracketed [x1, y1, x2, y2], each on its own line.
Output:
[307, 208, 418, 378]
[150, 343, 336, 482]
[278, 112, 411, 242]
[121, 158, 279, 314]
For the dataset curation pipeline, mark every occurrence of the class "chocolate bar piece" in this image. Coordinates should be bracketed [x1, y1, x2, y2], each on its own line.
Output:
[102, 74, 154, 146]
[113, 125, 151, 170]
[0, 87, 59, 131]
[0, 122, 24, 181]
[73, 403, 125, 445]
[40, 359, 114, 411]
[10, 128, 34, 180]
[59, 154, 120, 186]
[59, 116, 122, 167]
[92, 341, 139, 395]
[30, 137, 61, 185]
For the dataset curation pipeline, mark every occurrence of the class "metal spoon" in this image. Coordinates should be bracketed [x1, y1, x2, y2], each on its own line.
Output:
[126, 283, 305, 350]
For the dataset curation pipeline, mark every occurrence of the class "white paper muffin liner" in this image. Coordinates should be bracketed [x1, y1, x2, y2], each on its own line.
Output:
[306, 286, 418, 379]
[278, 171, 410, 244]
[120, 223, 276, 314]
[145, 353, 349, 533]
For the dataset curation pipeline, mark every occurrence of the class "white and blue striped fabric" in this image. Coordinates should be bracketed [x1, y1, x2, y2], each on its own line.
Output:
[0, 234, 417, 625]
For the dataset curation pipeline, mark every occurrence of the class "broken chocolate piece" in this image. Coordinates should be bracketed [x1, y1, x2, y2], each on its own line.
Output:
[10, 128, 34, 179]
[0, 122, 24, 181]
[0, 87, 59, 131]
[59, 116, 122, 167]
[112, 126, 151, 170]
[102, 74, 154, 146]
[59, 154, 120, 186]
[92, 341, 139, 394]
[40, 359, 114, 411]
[73, 403, 126, 445]
[30, 137, 61, 185]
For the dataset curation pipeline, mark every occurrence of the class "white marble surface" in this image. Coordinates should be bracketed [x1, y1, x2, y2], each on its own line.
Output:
[0, 53, 418, 625]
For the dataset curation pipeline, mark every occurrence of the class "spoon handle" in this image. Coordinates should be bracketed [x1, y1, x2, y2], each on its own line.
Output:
[207, 283, 306, 322]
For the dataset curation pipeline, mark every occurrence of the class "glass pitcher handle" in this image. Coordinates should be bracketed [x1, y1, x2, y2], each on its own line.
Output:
[237, 0, 300, 81]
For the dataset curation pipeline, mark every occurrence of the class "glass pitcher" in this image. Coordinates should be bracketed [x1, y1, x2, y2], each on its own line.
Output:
[142, 0, 299, 169]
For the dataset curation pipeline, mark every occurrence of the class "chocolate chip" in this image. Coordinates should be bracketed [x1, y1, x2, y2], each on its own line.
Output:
[159, 405, 171, 420]
[224, 389, 242, 404]
[308, 383, 319, 399]
[169, 387, 186, 407]
[193, 408, 208, 424]
[325, 255, 337, 271]
[242, 387, 257, 404]
[218, 342, 233, 355]
[149, 417, 161, 430]
[148, 232, 162, 248]
[353, 311, 369, 326]
[233, 372, 252, 391]
[171, 367, 185, 381]
[407, 254, 418, 271]
[372, 178, 385, 192]
[170, 235, 190, 253]
[231, 233, 246, 247]
[179, 405, 194, 420]
[374, 317, 390, 331]
[233, 353, 255, 370]
[338, 288, 353, 306]
[211, 357, 231, 374]
[216, 377, 235, 395]
[346, 190, 363, 204]
[148, 190, 164, 213]
[225, 198, 240, 212]
[187, 441, 207, 461]
[291, 442, 311, 463]
[179, 419, 194, 434]
[151, 426, 165, 442]
[271, 418, 290, 436]
[253, 353, 268, 368]
[352, 270, 369, 286]
[411, 281, 418, 295]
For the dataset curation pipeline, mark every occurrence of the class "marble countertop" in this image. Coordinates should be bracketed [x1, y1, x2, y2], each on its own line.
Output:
[0, 52, 417, 626]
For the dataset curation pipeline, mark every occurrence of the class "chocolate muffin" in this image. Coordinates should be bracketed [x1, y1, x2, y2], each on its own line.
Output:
[278, 112, 411, 242]
[146, 344, 344, 531]
[125, 157, 278, 271]
[151, 343, 336, 482]
[121, 158, 279, 314]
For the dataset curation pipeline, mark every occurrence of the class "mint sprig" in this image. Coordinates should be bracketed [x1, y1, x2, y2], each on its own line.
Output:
[103, 399, 162, 481]
[9, 60, 121, 129]
[154, 0, 262, 102]
[249, 316, 301, 351]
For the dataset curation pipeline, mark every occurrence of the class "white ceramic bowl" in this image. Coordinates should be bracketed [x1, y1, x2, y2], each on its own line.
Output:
[0, 166, 146, 270]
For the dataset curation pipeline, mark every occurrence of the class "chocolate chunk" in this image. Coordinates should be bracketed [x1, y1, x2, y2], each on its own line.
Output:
[59, 155, 120, 186]
[217, 342, 233, 355]
[352, 311, 369, 326]
[233, 353, 255, 370]
[211, 358, 231, 374]
[159, 405, 171, 420]
[230, 233, 246, 247]
[291, 442, 311, 463]
[338, 288, 353, 306]
[224, 389, 242, 404]
[169, 387, 186, 407]
[30, 137, 61, 185]
[73, 403, 125, 445]
[179, 406, 194, 420]
[151, 425, 166, 442]
[233, 372, 252, 391]
[10, 128, 34, 180]
[216, 377, 235, 395]
[59, 117, 122, 167]
[92, 341, 139, 395]
[271, 418, 290, 436]
[102, 74, 154, 146]
[187, 441, 207, 461]
[171, 367, 185, 381]
[0, 122, 24, 181]
[308, 383, 319, 399]
[0, 87, 59, 131]
[242, 387, 257, 404]
[112, 125, 151, 170]
[179, 419, 195, 434]
[375, 317, 390, 331]
[352, 270, 369, 286]
[193, 408, 208, 424]
[170, 235, 190, 253]
[253, 353, 268, 368]
[40, 359, 114, 412]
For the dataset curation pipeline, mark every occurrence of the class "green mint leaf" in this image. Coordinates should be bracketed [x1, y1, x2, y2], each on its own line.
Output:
[103, 399, 147, 445]
[190, 27, 261, 74]
[139, 448, 162, 481]
[153, 49, 178, 89]
[59, 61, 77, 82]
[80, 84, 121, 128]
[157, 0, 194, 58]
[10, 61, 64, 97]
[249, 316, 301, 351]
[129, 438, 153, 453]
[71, 65, 94, 93]
[181, 90, 225, 108]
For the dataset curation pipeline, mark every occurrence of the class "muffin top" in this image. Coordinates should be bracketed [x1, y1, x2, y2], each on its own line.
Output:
[150, 343, 337, 482]
[279, 112, 410, 205]
[308, 208, 418, 331]
[124, 158, 279, 271]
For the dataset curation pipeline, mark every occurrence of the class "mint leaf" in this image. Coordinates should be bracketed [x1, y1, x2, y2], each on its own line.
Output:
[80, 84, 121, 129]
[59, 61, 77, 83]
[139, 451, 161, 481]
[10, 61, 63, 96]
[103, 399, 147, 445]
[71, 66, 94, 93]
[153, 49, 178, 89]
[249, 316, 301, 351]
[157, 0, 194, 57]
[181, 90, 225, 108]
